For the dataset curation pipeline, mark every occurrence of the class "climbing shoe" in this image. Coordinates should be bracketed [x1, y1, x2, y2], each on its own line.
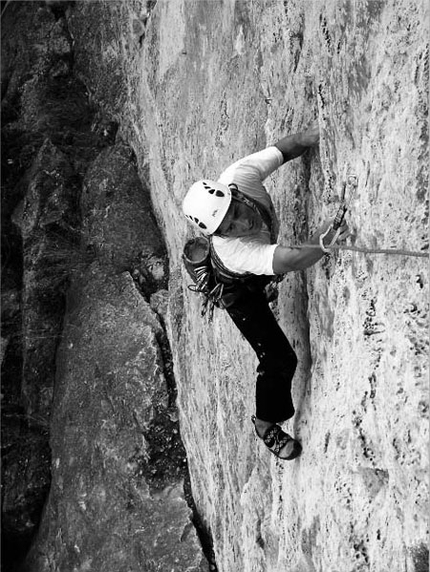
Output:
[251, 416, 302, 460]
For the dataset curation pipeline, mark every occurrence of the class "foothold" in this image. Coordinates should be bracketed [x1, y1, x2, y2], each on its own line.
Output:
[132, 19, 145, 36]
[416, 274, 425, 288]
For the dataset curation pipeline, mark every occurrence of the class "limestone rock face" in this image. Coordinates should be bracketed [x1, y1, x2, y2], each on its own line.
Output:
[2, 3, 208, 570]
[2, 1, 428, 572]
[25, 266, 206, 572]
[20, 137, 208, 570]
[12, 139, 81, 420]
[67, 1, 428, 571]
[81, 143, 168, 290]
[2, 4, 95, 562]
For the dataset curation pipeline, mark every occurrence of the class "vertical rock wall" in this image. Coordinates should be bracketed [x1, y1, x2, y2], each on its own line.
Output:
[1, 4, 97, 564]
[2, 1, 428, 571]
[2, 2, 208, 571]
[137, 2, 428, 570]
[65, 1, 428, 571]
[24, 140, 208, 572]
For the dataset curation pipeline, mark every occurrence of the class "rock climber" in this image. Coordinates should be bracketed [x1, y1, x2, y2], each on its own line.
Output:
[182, 123, 349, 460]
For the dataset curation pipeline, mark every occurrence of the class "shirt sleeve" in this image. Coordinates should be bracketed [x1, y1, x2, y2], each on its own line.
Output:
[219, 146, 283, 184]
[212, 236, 278, 276]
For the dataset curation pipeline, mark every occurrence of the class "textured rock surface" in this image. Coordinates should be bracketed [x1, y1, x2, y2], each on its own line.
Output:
[12, 139, 81, 420]
[2, 1, 428, 571]
[21, 139, 208, 571]
[1, 3, 94, 563]
[1, 3, 208, 571]
[66, 1, 428, 571]
[25, 265, 206, 572]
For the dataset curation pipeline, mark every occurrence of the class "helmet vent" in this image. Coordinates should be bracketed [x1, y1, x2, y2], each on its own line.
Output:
[186, 214, 207, 230]
[203, 181, 225, 197]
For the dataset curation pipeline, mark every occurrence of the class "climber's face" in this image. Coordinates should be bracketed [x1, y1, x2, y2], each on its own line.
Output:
[215, 199, 262, 238]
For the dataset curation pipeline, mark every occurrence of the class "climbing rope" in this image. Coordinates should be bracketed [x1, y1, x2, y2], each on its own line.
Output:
[295, 243, 429, 259]
[327, 244, 428, 258]
[314, 174, 429, 259]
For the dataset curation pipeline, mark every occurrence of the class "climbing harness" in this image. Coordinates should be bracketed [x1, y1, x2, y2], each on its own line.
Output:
[319, 175, 358, 253]
[183, 234, 276, 321]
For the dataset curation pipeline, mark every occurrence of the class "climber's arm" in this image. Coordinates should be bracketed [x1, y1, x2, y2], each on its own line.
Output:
[226, 122, 320, 183]
[274, 122, 320, 164]
[272, 242, 324, 274]
[272, 219, 348, 274]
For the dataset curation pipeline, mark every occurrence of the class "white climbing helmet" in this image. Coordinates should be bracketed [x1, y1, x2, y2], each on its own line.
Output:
[182, 180, 232, 234]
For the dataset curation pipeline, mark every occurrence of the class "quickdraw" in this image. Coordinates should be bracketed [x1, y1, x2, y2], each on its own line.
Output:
[320, 175, 358, 253]
[187, 264, 224, 320]
[186, 260, 226, 321]
[200, 283, 224, 321]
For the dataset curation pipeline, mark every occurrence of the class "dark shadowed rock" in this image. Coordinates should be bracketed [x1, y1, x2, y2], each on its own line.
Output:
[1, 408, 51, 568]
[81, 142, 168, 293]
[2, 2, 208, 570]
[24, 265, 207, 572]
[2, 1, 427, 571]
[11, 139, 81, 422]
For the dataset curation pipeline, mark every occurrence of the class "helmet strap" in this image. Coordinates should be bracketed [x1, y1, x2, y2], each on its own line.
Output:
[228, 183, 275, 240]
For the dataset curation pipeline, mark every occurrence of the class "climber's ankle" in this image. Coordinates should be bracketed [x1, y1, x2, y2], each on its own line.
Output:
[254, 417, 273, 439]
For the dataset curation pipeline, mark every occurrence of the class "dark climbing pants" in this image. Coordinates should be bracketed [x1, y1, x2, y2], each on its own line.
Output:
[226, 287, 297, 423]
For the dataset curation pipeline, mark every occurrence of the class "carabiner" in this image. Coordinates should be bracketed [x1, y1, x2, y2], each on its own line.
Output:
[319, 175, 357, 253]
